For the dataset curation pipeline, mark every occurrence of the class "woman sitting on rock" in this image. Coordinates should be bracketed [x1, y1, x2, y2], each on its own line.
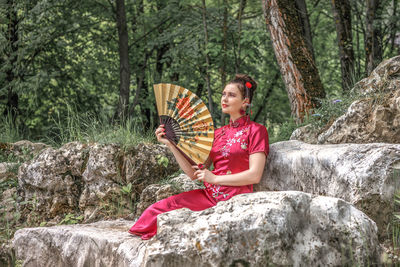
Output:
[129, 74, 269, 240]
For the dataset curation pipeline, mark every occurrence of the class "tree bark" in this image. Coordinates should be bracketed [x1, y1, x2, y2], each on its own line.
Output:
[201, 0, 214, 118]
[331, 0, 355, 90]
[295, 0, 315, 62]
[234, 0, 247, 73]
[114, 0, 131, 122]
[262, 0, 325, 122]
[154, 1, 170, 83]
[365, 0, 382, 76]
[3, 0, 19, 122]
[155, 44, 169, 83]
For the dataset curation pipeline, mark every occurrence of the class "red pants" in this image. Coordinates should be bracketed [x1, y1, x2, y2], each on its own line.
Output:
[129, 189, 217, 240]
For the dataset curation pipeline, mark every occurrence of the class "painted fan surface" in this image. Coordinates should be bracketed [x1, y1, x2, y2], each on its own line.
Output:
[154, 83, 214, 165]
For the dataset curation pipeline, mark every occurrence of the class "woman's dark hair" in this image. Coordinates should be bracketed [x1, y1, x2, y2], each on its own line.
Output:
[227, 74, 258, 103]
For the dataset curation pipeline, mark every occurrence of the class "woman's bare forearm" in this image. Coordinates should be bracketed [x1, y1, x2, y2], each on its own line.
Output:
[214, 169, 258, 186]
[166, 143, 196, 179]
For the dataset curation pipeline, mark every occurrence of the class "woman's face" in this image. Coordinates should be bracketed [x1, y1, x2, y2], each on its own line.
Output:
[221, 83, 248, 116]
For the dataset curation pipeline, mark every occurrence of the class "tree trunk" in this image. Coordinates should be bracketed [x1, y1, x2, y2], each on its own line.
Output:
[196, 66, 206, 97]
[331, 0, 355, 91]
[220, 0, 228, 126]
[365, 0, 382, 76]
[155, 44, 169, 83]
[295, 0, 315, 62]
[114, 0, 131, 122]
[235, 0, 247, 73]
[201, 0, 214, 118]
[4, 0, 19, 122]
[154, 1, 169, 83]
[166, 59, 179, 81]
[262, 0, 325, 123]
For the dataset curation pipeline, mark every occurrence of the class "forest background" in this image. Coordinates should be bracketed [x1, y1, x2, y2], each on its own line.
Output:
[1, 0, 399, 147]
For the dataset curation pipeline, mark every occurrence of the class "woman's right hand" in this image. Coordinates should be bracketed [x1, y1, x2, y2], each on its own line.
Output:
[155, 124, 172, 146]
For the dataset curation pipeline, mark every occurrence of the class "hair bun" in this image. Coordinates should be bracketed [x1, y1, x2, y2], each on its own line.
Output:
[228, 74, 258, 103]
[234, 74, 257, 93]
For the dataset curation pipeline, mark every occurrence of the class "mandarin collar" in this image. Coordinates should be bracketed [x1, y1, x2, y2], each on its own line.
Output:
[228, 115, 249, 128]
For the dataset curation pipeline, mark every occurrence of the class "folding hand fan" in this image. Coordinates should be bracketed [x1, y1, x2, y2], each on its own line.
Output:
[153, 83, 214, 167]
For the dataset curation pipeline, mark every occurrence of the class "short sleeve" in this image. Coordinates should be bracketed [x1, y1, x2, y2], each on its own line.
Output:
[248, 124, 269, 157]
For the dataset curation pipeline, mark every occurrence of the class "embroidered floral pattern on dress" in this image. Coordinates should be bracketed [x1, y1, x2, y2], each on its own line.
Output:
[206, 183, 229, 199]
[219, 126, 249, 158]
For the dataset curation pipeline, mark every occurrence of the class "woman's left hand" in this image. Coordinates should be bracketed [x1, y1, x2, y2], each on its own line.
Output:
[192, 166, 218, 184]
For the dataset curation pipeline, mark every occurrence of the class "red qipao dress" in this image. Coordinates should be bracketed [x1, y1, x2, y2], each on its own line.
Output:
[128, 115, 269, 240]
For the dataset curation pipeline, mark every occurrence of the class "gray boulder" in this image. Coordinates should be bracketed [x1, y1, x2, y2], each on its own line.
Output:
[13, 191, 381, 266]
[12, 220, 146, 267]
[17, 142, 179, 222]
[255, 140, 400, 239]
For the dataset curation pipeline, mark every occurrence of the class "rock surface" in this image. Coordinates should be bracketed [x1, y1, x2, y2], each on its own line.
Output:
[17, 142, 179, 222]
[255, 140, 400, 239]
[13, 191, 381, 266]
[0, 162, 18, 182]
[291, 55, 400, 144]
[12, 220, 146, 267]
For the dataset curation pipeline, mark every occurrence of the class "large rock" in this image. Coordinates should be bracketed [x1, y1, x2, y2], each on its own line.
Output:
[255, 140, 400, 240]
[12, 220, 146, 266]
[18, 142, 88, 220]
[291, 55, 400, 144]
[0, 162, 19, 182]
[17, 142, 179, 222]
[0, 140, 49, 163]
[13, 191, 381, 266]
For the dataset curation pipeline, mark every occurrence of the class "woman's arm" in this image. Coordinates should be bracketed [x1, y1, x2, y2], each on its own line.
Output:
[156, 124, 206, 180]
[193, 152, 266, 186]
[166, 142, 197, 180]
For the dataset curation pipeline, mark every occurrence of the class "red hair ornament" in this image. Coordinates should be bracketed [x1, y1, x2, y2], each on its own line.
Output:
[244, 82, 252, 116]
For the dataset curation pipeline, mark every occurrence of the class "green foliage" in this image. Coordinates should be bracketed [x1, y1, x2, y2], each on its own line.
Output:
[1, 0, 398, 145]
[121, 183, 132, 195]
[0, 178, 18, 192]
[156, 154, 169, 168]
[58, 213, 84, 225]
[267, 119, 299, 144]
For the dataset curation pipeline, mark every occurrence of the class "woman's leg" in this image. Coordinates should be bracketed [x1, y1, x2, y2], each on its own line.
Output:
[129, 189, 216, 240]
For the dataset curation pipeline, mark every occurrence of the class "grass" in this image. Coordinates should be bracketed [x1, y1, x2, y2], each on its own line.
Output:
[46, 105, 155, 148]
[1, 105, 156, 149]
[0, 113, 23, 144]
[267, 89, 366, 144]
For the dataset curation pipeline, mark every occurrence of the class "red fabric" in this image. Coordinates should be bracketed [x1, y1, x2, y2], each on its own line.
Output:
[205, 115, 269, 201]
[129, 189, 216, 240]
[129, 115, 269, 240]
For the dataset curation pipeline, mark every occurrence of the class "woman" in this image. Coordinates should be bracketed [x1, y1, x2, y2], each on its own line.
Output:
[129, 74, 269, 240]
